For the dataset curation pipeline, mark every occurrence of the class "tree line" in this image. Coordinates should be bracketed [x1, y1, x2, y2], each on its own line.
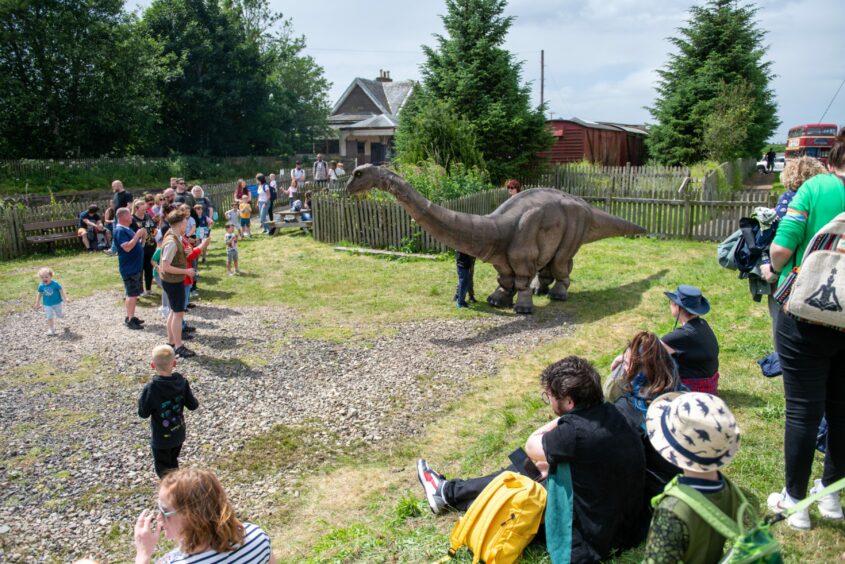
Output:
[0, 0, 331, 159]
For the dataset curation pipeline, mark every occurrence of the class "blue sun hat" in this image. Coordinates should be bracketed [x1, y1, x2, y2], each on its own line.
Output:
[646, 392, 740, 473]
[664, 284, 711, 316]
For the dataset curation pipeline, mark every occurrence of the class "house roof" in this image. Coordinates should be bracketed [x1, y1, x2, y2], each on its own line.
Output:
[547, 118, 648, 136]
[340, 114, 399, 130]
[331, 78, 414, 116]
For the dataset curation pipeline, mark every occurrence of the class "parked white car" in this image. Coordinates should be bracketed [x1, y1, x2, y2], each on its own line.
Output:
[757, 154, 785, 173]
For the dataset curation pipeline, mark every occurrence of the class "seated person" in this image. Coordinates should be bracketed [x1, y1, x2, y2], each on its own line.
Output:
[77, 204, 110, 251]
[643, 392, 748, 564]
[417, 356, 646, 563]
[609, 331, 686, 515]
[661, 285, 719, 393]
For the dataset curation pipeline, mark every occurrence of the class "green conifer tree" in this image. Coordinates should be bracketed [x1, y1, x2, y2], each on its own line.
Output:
[647, 0, 779, 165]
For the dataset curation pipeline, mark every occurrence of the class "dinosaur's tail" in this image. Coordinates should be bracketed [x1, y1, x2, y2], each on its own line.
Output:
[583, 207, 647, 243]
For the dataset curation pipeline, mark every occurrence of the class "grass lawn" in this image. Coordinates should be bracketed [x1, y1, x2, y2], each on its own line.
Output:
[1, 232, 842, 562]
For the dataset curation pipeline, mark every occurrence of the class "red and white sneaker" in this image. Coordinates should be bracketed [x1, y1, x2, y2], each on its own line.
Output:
[416, 459, 451, 515]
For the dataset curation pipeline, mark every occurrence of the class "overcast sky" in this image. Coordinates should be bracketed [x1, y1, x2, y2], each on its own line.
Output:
[130, 0, 845, 142]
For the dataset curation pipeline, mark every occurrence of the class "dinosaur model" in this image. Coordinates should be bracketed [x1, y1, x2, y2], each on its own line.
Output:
[345, 164, 647, 314]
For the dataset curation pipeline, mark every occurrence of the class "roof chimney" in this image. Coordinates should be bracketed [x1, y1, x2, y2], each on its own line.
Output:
[376, 69, 392, 83]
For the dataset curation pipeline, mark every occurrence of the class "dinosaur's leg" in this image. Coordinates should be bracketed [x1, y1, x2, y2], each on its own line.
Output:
[513, 274, 535, 314]
[532, 267, 553, 296]
[486, 265, 516, 308]
[548, 256, 575, 301]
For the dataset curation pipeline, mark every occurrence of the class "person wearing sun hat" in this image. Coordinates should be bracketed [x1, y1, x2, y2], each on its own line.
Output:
[642, 392, 750, 564]
[661, 284, 720, 394]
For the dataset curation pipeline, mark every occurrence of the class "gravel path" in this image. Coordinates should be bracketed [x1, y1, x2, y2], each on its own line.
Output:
[0, 290, 571, 562]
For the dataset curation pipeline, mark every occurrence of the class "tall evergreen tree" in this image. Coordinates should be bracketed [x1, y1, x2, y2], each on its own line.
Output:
[398, 0, 552, 182]
[647, 0, 778, 165]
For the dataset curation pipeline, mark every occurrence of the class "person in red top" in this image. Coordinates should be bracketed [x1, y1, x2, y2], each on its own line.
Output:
[180, 233, 209, 335]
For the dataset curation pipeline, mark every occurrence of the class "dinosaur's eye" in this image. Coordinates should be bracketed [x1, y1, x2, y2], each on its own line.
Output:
[355, 171, 361, 177]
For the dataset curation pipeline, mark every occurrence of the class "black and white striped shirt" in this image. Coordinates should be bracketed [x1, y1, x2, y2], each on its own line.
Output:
[157, 523, 271, 564]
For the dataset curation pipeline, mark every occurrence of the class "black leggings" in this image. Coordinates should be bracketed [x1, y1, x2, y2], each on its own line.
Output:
[143, 246, 156, 292]
[776, 311, 845, 499]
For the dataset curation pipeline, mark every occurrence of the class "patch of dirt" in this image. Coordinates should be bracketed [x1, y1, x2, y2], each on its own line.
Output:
[0, 290, 572, 561]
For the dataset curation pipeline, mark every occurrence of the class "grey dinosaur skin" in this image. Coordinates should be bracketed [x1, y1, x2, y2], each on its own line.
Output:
[346, 164, 647, 314]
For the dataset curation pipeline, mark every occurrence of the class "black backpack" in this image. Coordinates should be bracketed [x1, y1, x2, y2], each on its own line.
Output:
[734, 217, 778, 274]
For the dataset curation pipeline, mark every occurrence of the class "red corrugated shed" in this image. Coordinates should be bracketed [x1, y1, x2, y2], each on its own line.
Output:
[540, 118, 647, 166]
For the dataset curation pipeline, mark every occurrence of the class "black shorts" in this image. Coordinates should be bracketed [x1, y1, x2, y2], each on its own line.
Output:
[162, 280, 187, 312]
[122, 271, 143, 297]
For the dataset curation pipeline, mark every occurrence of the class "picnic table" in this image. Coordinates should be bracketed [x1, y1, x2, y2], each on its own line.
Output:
[271, 209, 312, 232]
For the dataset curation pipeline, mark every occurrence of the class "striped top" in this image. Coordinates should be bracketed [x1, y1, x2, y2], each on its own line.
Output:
[157, 523, 272, 564]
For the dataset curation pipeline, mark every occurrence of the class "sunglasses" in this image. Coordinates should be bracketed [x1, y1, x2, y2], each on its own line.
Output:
[157, 500, 177, 519]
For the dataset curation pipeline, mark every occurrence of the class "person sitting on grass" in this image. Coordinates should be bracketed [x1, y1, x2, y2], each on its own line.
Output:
[643, 392, 748, 564]
[137, 344, 199, 479]
[134, 468, 276, 564]
[224, 223, 240, 276]
[417, 356, 646, 563]
[34, 267, 68, 336]
[660, 285, 719, 394]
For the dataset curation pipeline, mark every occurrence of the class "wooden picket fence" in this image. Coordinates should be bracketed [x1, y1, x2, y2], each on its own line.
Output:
[0, 181, 238, 260]
[519, 163, 697, 195]
[312, 187, 776, 253]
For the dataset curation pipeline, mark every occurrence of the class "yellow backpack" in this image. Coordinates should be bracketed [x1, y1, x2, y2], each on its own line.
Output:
[440, 471, 547, 564]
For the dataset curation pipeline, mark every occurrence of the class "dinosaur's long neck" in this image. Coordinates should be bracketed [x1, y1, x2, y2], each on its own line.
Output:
[382, 174, 499, 259]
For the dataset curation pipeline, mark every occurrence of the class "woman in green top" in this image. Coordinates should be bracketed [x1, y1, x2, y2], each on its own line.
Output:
[761, 129, 845, 529]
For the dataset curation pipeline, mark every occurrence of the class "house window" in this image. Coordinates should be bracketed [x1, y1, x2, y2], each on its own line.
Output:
[357, 142, 366, 155]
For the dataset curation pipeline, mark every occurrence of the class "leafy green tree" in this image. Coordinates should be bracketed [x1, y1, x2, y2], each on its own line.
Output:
[394, 98, 485, 172]
[647, 0, 779, 165]
[398, 0, 552, 182]
[703, 80, 754, 162]
[0, 0, 162, 158]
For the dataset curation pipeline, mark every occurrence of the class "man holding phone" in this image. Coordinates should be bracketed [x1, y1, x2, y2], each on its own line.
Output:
[417, 356, 646, 563]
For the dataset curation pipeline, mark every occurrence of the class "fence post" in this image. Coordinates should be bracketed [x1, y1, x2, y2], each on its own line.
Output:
[684, 193, 693, 240]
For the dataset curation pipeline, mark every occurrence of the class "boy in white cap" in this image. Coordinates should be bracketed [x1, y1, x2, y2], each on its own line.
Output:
[643, 392, 746, 564]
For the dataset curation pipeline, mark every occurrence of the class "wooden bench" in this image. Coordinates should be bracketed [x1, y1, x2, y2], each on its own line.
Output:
[272, 210, 313, 232]
[24, 219, 80, 250]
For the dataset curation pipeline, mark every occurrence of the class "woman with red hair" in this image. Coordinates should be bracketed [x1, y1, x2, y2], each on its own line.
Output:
[134, 468, 276, 563]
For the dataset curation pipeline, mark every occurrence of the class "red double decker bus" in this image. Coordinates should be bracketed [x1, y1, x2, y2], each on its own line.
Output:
[785, 123, 839, 164]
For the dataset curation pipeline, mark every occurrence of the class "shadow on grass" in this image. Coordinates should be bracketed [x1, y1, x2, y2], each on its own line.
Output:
[720, 388, 768, 409]
[192, 288, 235, 301]
[567, 269, 670, 324]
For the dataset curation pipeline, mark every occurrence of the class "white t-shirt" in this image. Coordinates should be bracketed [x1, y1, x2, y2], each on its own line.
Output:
[290, 168, 306, 187]
[156, 522, 271, 563]
[257, 183, 270, 203]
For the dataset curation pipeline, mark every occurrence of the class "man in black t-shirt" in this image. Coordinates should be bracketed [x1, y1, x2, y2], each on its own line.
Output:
[417, 357, 646, 563]
[77, 204, 110, 251]
[112, 180, 133, 212]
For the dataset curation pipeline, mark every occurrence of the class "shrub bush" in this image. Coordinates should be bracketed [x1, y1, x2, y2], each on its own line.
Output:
[393, 159, 493, 203]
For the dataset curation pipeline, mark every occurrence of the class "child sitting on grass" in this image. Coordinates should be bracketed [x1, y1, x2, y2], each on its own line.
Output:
[643, 392, 749, 563]
[137, 344, 199, 479]
[34, 267, 68, 336]
[224, 223, 241, 276]
[238, 195, 252, 238]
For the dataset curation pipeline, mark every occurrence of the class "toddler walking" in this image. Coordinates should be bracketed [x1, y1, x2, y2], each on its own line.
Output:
[238, 196, 252, 238]
[34, 267, 67, 336]
[225, 223, 241, 275]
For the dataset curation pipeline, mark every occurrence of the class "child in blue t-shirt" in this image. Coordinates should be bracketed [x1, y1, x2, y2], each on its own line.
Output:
[34, 267, 68, 336]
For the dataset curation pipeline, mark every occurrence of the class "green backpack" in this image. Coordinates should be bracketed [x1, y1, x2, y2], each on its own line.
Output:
[653, 476, 845, 564]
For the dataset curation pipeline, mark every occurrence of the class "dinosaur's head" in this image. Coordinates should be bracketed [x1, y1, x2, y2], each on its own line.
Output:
[345, 164, 389, 195]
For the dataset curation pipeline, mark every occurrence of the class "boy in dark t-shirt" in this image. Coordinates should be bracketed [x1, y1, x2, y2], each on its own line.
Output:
[138, 345, 199, 478]
[661, 285, 719, 393]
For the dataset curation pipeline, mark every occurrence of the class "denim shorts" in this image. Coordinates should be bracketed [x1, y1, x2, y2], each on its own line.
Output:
[44, 303, 64, 320]
[227, 248, 239, 262]
[240, 217, 250, 228]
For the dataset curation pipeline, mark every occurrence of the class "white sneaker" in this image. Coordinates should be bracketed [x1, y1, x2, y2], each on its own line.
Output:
[767, 489, 811, 529]
[47, 328, 56, 336]
[810, 479, 844, 519]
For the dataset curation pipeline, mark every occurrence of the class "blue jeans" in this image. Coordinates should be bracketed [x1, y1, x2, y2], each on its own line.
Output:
[259, 201, 270, 232]
[456, 266, 472, 306]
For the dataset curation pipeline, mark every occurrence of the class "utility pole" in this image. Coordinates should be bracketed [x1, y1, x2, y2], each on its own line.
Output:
[540, 49, 545, 115]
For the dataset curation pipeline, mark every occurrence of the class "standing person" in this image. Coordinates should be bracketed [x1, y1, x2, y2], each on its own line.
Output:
[114, 208, 147, 329]
[131, 199, 158, 296]
[267, 173, 278, 221]
[660, 285, 719, 393]
[255, 173, 272, 234]
[159, 210, 197, 358]
[290, 160, 306, 200]
[329, 160, 339, 181]
[313, 153, 329, 186]
[761, 129, 845, 529]
[238, 195, 252, 238]
[162, 188, 176, 206]
[34, 267, 68, 336]
[224, 223, 240, 276]
[455, 252, 475, 308]
[335, 161, 346, 178]
[417, 357, 645, 562]
[766, 149, 776, 173]
[191, 185, 214, 225]
[137, 345, 199, 479]
[234, 178, 251, 204]
[112, 180, 133, 212]
[133, 468, 276, 563]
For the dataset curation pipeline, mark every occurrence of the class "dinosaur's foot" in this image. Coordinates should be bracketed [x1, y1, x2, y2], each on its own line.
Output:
[514, 302, 534, 315]
[548, 282, 569, 301]
[514, 291, 535, 314]
[486, 288, 514, 308]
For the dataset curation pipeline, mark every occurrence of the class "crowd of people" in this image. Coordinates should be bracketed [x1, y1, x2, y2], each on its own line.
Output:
[36, 138, 844, 562]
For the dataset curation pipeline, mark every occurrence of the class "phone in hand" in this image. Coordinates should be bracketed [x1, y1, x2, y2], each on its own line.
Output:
[508, 448, 542, 482]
